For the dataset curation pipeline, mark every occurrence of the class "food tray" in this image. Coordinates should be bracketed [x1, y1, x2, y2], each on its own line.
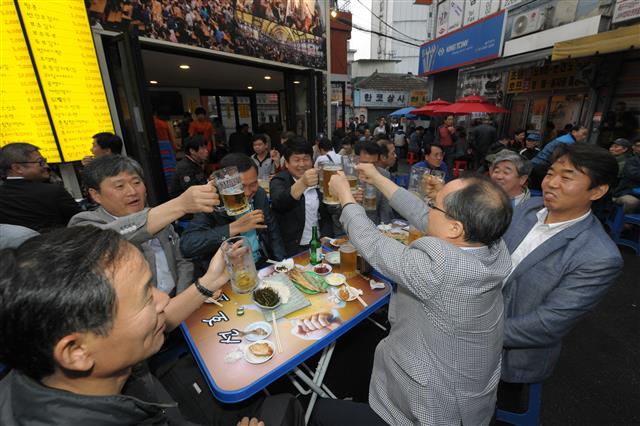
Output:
[259, 272, 310, 321]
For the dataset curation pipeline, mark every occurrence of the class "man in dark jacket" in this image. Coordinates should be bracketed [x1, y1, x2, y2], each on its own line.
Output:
[270, 139, 333, 256]
[613, 138, 640, 213]
[469, 119, 497, 169]
[0, 143, 81, 232]
[0, 227, 303, 426]
[169, 135, 210, 199]
[181, 153, 286, 274]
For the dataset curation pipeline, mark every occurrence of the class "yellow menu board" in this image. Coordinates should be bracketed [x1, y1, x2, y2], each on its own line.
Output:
[17, 0, 113, 162]
[0, 1, 60, 163]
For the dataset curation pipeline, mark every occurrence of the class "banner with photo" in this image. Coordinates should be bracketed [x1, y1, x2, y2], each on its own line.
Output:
[87, 0, 327, 69]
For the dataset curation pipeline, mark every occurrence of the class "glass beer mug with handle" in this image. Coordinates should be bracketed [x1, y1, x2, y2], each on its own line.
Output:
[211, 166, 251, 216]
[221, 236, 258, 294]
[320, 162, 343, 205]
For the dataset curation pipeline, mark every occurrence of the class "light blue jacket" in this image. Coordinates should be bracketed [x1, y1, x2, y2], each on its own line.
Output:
[530, 133, 575, 167]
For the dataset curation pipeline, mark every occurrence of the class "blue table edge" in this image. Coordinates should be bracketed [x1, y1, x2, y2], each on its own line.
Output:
[180, 269, 392, 403]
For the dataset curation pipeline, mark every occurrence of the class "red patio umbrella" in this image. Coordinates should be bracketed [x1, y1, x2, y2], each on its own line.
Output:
[435, 95, 509, 115]
[410, 99, 451, 116]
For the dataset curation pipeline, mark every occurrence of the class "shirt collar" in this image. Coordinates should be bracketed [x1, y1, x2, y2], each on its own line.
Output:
[535, 207, 591, 229]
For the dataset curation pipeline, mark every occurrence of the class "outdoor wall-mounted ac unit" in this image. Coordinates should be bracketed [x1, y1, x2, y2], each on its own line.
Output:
[511, 7, 546, 38]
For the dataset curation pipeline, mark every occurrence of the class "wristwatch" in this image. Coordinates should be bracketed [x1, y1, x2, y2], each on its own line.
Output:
[194, 278, 214, 298]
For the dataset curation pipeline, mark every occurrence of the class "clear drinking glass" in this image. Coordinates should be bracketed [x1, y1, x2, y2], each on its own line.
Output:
[363, 183, 377, 211]
[211, 166, 250, 216]
[408, 166, 429, 198]
[257, 167, 270, 195]
[341, 156, 359, 193]
[221, 236, 258, 294]
[339, 243, 357, 278]
[320, 162, 342, 205]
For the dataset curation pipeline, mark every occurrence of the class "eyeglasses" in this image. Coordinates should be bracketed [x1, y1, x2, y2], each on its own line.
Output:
[427, 199, 451, 217]
[16, 158, 47, 167]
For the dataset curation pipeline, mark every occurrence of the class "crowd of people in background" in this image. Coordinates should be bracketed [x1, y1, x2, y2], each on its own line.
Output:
[89, 0, 326, 69]
[0, 100, 637, 425]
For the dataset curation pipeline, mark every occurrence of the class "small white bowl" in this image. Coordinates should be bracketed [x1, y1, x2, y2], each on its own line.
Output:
[325, 251, 340, 265]
[244, 340, 275, 364]
[325, 273, 346, 287]
[313, 264, 333, 276]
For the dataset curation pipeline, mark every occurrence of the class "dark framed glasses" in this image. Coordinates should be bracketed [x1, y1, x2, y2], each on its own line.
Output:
[427, 199, 452, 218]
[16, 158, 47, 167]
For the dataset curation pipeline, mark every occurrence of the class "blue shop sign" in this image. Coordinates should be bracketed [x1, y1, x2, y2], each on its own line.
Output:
[419, 11, 506, 76]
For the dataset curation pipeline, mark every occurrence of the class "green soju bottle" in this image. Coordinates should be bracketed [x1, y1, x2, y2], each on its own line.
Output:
[309, 225, 322, 265]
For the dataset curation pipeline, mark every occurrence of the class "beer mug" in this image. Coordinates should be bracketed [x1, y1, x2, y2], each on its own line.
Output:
[339, 243, 357, 278]
[408, 166, 428, 198]
[221, 236, 258, 294]
[211, 166, 250, 216]
[407, 225, 423, 244]
[320, 162, 342, 205]
[341, 156, 359, 193]
[363, 183, 377, 211]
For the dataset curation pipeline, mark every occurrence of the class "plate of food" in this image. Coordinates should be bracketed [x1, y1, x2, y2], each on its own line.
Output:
[273, 258, 294, 273]
[337, 284, 362, 302]
[252, 286, 282, 310]
[287, 268, 328, 294]
[328, 237, 349, 248]
[325, 251, 340, 265]
[325, 273, 346, 287]
[244, 340, 275, 364]
[313, 264, 332, 276]
[243, 321, 272, 342]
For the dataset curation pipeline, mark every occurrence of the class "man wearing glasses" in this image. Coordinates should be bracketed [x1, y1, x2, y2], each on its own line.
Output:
[0, 143, 81, 233]
[311, 165, 513, 425]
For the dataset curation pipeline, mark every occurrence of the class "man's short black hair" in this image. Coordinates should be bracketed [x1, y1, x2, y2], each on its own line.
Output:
[443, 173, 513, 247]
[424, 144, 443, 156]
[252, 134, 267, 144]
[220, 153, 256, 173]
[550, 143, 618, 190]
[318, 137, 333, 152]
[92, 132, 123, 155]
[194, 106, 207, 116]
[355, 140, 382, 157]
[82, 155, 144, 191]
[284, 138, 313, 160]
[184, 135, 207, 156]
[0, 227, 126, 379]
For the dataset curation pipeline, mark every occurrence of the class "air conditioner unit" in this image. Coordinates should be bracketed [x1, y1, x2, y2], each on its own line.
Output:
[511, 7, 546, 38]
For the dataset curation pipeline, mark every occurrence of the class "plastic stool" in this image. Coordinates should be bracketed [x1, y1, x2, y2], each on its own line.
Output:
[407, 151, 419, 165]
[496, 383, 542, 426]
[453, 160, 468, 178]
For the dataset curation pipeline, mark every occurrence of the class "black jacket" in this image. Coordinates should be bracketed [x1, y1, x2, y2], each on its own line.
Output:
[269, 170, 333, 257]
[0, 178, 81, 232]
[180, 187, 285, 274]
[0, 366, 195, 426]
[169, 157, 207, 199]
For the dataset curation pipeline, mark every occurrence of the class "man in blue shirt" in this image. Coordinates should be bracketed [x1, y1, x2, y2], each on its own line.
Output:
[411, 143, 452, 182]
[529, 125, 588, 189]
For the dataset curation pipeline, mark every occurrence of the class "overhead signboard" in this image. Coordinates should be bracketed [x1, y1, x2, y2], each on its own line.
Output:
[612, 0, 640, 23]
[436, 0, 450, 38]
[356, 90, 410, 108]
[0, 1, 60, 162]
[464, 0, 481, 26]
[448, 0, 465, 32]
[419, 11, 506, 76]
[18, 0, 113, 162]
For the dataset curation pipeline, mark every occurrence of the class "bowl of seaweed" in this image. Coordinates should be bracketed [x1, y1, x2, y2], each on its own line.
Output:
[252, 286, 281, 310]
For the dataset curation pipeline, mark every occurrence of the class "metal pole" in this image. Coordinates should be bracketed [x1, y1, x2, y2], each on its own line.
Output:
[326, 3, 332, 135]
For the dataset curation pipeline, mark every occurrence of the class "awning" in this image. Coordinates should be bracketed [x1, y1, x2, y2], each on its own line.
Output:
[462, 48, 552, 74]
[552, 24, 640, 61]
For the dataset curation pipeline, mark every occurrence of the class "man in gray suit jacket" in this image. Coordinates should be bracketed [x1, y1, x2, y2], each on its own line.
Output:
[311, 165, 513, 425]
[498, 143, 624, 411]
[69, 155, 228, 332]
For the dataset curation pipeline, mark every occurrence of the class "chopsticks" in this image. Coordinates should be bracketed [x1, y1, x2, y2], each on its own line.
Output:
[209, 298, 223, 307]
[356, 295, 368, 307]
[271, 311, 283, 353]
